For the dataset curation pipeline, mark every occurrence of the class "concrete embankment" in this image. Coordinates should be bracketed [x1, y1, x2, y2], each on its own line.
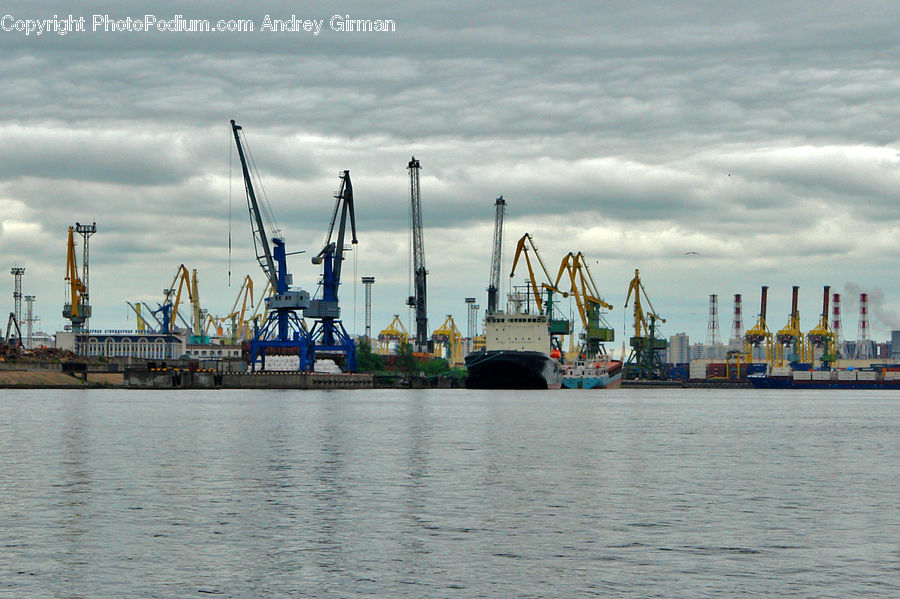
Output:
[0, 370, 124, 388]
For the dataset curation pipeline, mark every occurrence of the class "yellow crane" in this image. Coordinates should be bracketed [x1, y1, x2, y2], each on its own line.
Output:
[377, 315, 409, 355]
[744, 286, 774, 365]
[509, 233, 556, 314]
[509, 233, 570, 336]
[806, 285, 836, 368]
[623, 268, 667, 379]
[219, 275, 256, 343]
[162, 264, 195, 334]
[553, 252, 613, 357]
[63, 226, 89, 334]
[775, 286, 807, 366]
[432, 315, 463, 366]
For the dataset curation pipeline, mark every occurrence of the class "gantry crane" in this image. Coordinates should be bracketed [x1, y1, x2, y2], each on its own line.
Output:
[306, 170, 358, 371]
[775, 286, 807, 366]
[232, 119, 311, 371]
[554, 252, 614, 359]
[432, 315, 463, 366]
[377, 315, 409, 355]
[406, 157, 429, 353]
[744, 285, 774, 364]
[623, 269, 667, 380]
[487, 196, 506, 315]
[807, 285, 836, 369]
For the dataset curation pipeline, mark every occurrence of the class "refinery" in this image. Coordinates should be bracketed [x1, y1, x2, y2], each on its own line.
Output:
[1, 122, 899, 389]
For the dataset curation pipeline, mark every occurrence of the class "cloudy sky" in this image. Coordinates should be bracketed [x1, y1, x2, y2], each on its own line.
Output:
[1, 1, 899, 350]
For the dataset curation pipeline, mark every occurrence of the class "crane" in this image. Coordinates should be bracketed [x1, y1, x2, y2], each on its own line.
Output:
[623, 268, 668, 380]
[377, 314, 409, 355]
[306, 170, 358, 371]
[432, 315, 463, 365]
[744, 285, 774, 364]
[62, 226, 89, 335]
[221, 274, 255, 342]
[487, 196, 506, 315]
[406, 157, 429, 353]
[126, 301, 157, 333]
[775, 286, 806, 366]
[806, 285, 836, 369]
[509, 233, 570, 337]
[553, 252, 614, 358]
[232, 119, 311, 370]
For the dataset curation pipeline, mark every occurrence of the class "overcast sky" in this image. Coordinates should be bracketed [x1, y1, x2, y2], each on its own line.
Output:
[1, 1, 899, 350]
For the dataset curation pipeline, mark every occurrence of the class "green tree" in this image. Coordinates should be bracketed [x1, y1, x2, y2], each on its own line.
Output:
[396, 341, 417, 375]
[356, 339, 384, 373]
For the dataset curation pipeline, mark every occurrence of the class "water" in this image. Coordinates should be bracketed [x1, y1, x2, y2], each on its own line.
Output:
[0, 389, 897, 598]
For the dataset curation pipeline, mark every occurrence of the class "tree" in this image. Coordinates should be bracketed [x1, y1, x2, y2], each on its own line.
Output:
[356, 339, 384, 373]
[396, 340, 417, 375]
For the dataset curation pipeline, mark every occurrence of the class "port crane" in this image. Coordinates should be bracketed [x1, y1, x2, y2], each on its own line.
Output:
[509, 233, 570, 343]
[432, 315, 463, 365]
[306, 170, 358, 371]
[744, 285, 774, 364]
[554, 252, 614, 358]
[486, 196, 506, 315]
[806, 285, 836, 368]
[406, 157, 429, 353]
[623, 268, 667, 380]
[775, 286, 806, 366]
[377, 314, 409, 355]
[63, 226, 89, 336]
[231, 119, 311, 370]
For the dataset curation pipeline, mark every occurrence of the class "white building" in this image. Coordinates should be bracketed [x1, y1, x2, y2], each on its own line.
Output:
[668, 332, 690, 363]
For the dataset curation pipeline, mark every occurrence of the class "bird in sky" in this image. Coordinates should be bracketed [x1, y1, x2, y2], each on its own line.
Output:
[685, 251, 700, 255]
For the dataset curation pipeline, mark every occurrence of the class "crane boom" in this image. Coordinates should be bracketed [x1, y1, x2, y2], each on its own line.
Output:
[407, 157, 428, 352]
[231, 120, 277, 290]
[487, 196, 506, 314]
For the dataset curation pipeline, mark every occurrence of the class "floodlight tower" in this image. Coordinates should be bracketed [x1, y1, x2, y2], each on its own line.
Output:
[465, 297, 476, 340]
[75, 222, 97, 331]
[10, 267, 24, 337]
[24, 295, 35, 349]
[361, 276, 375, 342]
[406, 157, 428, 353]
[706, 293, 720, 357]
[856, 292, 872, 359]
[729, 293, 744, 350]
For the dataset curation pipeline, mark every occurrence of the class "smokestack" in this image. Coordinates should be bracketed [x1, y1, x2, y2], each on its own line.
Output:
[732, 293, 743, 339]
[832, 293, 842, 339]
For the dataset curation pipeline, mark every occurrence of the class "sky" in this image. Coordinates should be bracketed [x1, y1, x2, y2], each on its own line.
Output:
[1, 1, 899, 351]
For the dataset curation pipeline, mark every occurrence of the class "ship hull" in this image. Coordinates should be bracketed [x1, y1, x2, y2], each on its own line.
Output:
[464, 350, 562, 390]
[562, 360, 623, 389]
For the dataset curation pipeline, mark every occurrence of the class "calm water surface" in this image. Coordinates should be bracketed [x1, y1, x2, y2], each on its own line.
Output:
[0, 389, 897, 598]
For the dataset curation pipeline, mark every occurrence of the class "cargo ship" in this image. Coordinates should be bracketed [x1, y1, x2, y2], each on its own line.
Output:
[748, 366, 900, 389]
[464, 310, 562, 389]
[561, 357, 623, 389]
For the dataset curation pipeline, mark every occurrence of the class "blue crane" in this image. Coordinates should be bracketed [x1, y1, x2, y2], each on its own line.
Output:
[306, 170, 359, 371]
[231, 120, 312, 371]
